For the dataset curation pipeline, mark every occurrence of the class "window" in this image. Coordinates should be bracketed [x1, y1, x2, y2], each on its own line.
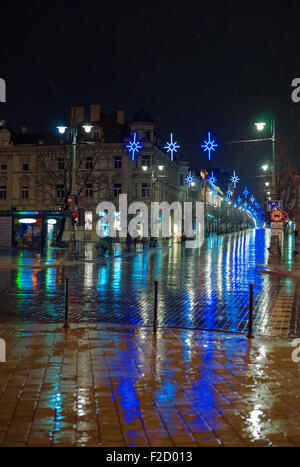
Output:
[0, 185, 6, 199]
[93, 131, 100, 142]
[85, 211, 93, 230]
[22, 185, 29, 199]
[22, 163, 29, 171]
[114, 156, 122, 169]
[56, 184, 64, 198]
[85, 183, 93, 197]
[141, 155, 150, 168]
[86, 157, 93, 170]
[58, 158, 64, 170]
[114, 183, 122, 198]
[0, 163, 7, 171]
[141, 183, 150, 198]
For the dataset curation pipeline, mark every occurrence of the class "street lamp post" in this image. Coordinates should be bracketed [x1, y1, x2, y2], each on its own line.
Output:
[57, 122, 92, 253]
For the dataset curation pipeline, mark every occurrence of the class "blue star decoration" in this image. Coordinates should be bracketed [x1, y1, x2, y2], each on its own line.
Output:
[208, 171, 217, 185]
[185, 171, 194, 188]
[126, 133, 142, 161]
[230, 171, 240, 188]
[226, 188, 233, 198]
[243, 186, 249, 198]
[201, 132, 218, 161]
[250, 195, 255, 204]
[237, 196, 242, 204]
[164, 133, 180, 162]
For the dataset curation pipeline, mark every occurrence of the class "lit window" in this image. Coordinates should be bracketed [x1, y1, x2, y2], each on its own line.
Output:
[85, 211, 93, 230]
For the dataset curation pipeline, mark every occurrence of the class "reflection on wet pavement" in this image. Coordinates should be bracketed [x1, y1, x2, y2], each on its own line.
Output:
[0, 230, 299, 336]
[0, 323, 300, 447]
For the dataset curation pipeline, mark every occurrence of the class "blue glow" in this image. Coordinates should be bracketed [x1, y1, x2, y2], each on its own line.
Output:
[243, 186, 249, 198]
[126, 133, 142, 161]
[230, 171, 240, 188]
[226, 188, 233, 198]
[201, 132, 218, 160]
[237, 196, 242, 204]
[185, 171, 194, 187]
[164, 132, 180, 161]
[250, 195, 255, 204]
[208, 171, 217, 185]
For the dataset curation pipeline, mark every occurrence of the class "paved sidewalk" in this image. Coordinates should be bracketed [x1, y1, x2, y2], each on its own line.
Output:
[0, 323, 300, 447]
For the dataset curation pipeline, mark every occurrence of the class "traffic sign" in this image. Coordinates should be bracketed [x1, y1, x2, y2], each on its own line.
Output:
[271, 210, 283, 222]
[267, 201, 283, 212]
[271, 222, 283, 229]
[281, 211, 289, 222]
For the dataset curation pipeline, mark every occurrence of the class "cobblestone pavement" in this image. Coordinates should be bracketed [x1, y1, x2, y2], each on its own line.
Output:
[0, 229, 299, 337]
[0, 323, 300, 447]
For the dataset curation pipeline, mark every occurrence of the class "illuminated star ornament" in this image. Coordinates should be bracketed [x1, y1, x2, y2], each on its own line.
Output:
[126, 133, 142, 161]
[250, 195, 255, 204]
[243, 186, 249, 198]
[237, 195, 242, 204]
[201, 132, 218, 161]
[226, 188, 233, 198]
[164, 133, 180, 162]
[185, 171, 194, 188]
[230, 171, 240, 188]
[208, 171, 217, 185]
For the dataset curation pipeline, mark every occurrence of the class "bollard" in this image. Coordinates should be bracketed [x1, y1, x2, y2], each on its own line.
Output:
[153, 280, 159, 332]
[64, 277, 69, 328]
[247, 283, 254, 338]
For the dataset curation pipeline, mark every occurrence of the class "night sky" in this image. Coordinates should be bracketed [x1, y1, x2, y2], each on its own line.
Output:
[1, 0, 300, 194]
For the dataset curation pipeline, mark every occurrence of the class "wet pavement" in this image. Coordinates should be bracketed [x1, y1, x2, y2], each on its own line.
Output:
[0, 323, 300, 447]
[0, 229, 299, 337]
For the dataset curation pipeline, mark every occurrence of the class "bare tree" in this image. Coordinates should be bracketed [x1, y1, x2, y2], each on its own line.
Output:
[276, 144, 298, 221]
[36, 145, 108, 241]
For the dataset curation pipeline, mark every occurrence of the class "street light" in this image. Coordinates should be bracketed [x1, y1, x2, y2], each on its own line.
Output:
[56, 121, 93, 253]
[261, 164, 269, 172]
[255, 122, 266, 131]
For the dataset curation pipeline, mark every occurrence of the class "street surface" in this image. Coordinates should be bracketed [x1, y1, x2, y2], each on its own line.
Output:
[0, 229, 299, 337]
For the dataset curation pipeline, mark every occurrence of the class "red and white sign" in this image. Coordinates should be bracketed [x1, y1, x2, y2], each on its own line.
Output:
[271, 210, 283, 222]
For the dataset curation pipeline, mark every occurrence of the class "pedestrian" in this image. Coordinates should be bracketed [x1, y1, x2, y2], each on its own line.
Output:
[126, 233, 131, 251]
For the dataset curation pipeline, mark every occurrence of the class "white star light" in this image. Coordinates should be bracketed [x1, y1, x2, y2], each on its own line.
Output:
[230, 171, 240, 188]
[250, 195, 255, 204]
[226, 188, 233, 198]
[164, 133, 180, 161]
[126, 133, 142, 160]
[201, 132, 218, 160]
[185, 171, 194, 188]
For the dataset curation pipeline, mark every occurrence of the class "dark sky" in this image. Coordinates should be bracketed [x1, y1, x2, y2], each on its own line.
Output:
[1, 0, 300, 195]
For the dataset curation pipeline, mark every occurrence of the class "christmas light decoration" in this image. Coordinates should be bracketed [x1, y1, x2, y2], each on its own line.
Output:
[230, 171, 240, 188]
[201, 132, 218, 160]
[164, 133, 180, 161]
[126, 133, 142, 161]
[185, 171, 194, 188]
